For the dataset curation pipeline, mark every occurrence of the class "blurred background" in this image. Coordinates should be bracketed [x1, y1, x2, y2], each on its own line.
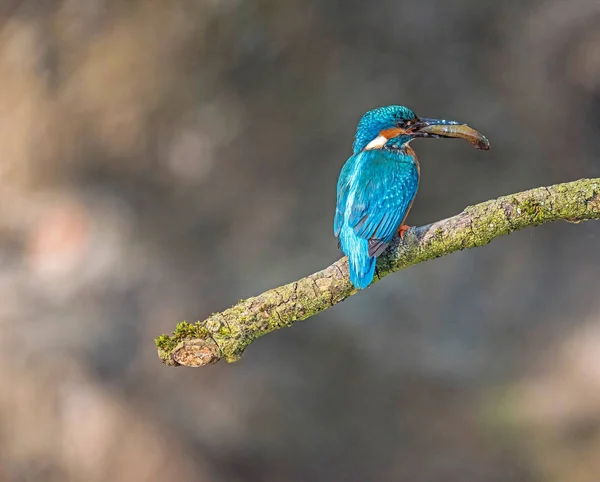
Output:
[0, 0, 600, 481]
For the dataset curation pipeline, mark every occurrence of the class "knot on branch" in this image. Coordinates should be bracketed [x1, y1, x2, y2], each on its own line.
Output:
[156, 320, 227, 366]
[171, 339, 221, 367]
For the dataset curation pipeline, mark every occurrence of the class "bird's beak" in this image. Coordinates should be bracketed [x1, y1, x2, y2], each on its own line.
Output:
[412, 117, 490, 150]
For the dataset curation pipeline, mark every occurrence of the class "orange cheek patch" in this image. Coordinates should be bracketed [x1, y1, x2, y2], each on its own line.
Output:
[379, 127, 405, 139]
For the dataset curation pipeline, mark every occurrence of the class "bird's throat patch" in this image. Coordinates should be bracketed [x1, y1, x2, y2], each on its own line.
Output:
[364, 135, 388, 150]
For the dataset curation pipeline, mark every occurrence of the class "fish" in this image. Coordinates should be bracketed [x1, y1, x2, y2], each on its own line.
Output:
[419, 123, 490, 150]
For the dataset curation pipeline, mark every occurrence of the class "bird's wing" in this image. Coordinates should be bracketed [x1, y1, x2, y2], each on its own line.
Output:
[347, 151, 419, 257]
[334, 154, 360, 238]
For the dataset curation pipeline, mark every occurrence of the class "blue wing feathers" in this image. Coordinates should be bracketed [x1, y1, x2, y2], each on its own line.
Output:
[334, 155, 358, 237]
[334, 149, 419, 289]
[333, 209, 344, 237]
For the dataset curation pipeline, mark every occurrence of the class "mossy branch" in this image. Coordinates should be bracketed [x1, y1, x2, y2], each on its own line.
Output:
[156, 178, 600, 367]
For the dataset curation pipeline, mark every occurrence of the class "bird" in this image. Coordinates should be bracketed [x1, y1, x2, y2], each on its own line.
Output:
[334, 105, 489, 290]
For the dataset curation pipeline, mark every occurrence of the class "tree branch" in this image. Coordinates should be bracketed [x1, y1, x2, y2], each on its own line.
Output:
[156, 178, 600, 367]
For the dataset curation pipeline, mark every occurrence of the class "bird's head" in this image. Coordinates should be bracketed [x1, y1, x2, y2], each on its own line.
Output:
[352, 105, 489, 154]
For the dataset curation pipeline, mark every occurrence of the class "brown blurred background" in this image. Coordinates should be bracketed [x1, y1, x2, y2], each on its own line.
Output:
[0, 1, 600, 481]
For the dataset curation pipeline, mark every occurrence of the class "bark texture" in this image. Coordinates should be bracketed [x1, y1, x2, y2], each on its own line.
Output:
[156, 178, 600, 367]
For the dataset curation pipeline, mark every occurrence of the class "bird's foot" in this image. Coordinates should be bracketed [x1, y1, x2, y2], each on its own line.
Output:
[398, 224, 412, 240]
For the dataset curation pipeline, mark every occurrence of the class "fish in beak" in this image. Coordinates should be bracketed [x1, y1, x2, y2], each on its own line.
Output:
[411, 117, 490, 150]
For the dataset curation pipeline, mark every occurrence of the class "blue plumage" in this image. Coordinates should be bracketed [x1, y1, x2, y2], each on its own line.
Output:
[334, 105, 489, 289]
[335, 105, 421, 289]
[335, 142, 419, 289]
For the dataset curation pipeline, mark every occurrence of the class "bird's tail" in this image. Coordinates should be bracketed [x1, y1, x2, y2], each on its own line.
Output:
[349, 253, 376, 290]
[341, 227, 376, 289]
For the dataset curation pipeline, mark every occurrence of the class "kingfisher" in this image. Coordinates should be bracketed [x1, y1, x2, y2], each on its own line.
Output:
[334, 105, 489, 290]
